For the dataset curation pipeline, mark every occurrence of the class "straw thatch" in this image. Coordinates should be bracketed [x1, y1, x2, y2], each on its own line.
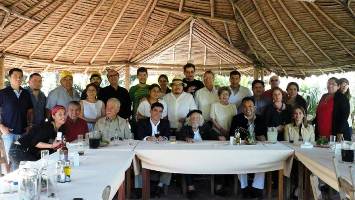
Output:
[0, 0, 354, 77]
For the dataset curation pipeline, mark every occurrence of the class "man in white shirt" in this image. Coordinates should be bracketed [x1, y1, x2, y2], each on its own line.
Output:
[163, 77, 197, 130]
[228, 70, 252, 108]
[194, 71, 219, 122]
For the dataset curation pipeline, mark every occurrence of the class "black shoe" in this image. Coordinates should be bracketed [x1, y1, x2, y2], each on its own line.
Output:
[186, 190, 197, 199]
[215, 187, 227, 197]
[241, 187, 250, 198]
[250, 188, 263, 199]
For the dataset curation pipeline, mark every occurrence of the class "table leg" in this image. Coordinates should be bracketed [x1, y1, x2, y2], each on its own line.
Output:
[304, 168, 311, 200]
[298, 161, 304, 200]
[278, 170, 284, 200]
[125, 166, 132, 199]
[267, 172, 272, 200]
[142, 168, 150, 200]
[118, 180, 125, 200]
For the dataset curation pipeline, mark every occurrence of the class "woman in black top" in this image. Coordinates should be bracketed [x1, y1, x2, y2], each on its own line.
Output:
[286, 82, 307, 112]
[263, 87, 292, 141]
[9, 105, 66, 168]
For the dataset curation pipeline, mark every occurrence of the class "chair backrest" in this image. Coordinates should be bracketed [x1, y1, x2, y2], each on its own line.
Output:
[101, 185, 111, 200]
[332, 155, 355, 200]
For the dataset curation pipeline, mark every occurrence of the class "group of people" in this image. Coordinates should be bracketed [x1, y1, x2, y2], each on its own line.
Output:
[0, 63, 352, 199]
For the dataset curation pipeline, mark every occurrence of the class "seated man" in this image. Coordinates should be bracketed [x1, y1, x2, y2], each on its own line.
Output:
[136, 102, 171, 197]
[95, 98, 133, 141]
[64, 101, 89, 142]
[229, 97, 266, 198]
[178, 110, 219, 198]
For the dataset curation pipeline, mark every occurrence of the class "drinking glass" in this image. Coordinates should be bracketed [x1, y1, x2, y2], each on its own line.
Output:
[77, 134, 85, 156]
[329, 135, 336, 151]
[169, 136, 176, 144]
[41, 150, 50, 168]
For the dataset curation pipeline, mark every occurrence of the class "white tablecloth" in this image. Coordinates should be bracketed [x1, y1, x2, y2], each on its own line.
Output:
[0, 144, 135, 200]
[134, 141, 294, 176]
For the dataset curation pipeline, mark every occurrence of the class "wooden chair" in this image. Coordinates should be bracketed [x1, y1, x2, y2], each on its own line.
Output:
[332, 155, 355, 200]
[0, 137, 10, 175]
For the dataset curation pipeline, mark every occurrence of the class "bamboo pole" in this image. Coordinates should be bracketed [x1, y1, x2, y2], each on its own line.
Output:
[188, 19, 195, 61]
[124, 65, 130, 90]
[0, 3, 40, 24]
[179, 0, 184, 12]
[210, 0, 215, 18]
[0, 55, 5, 89]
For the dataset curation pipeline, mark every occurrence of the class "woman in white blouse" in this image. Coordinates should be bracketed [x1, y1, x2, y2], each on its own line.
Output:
[210, 86, 237, 140]
[284, 105, 315, 143]
[80, 83, 105, 131]
[136, 84, 167, 120]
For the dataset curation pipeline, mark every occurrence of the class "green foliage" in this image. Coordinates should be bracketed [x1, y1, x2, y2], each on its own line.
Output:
[299, 84, 321, 118]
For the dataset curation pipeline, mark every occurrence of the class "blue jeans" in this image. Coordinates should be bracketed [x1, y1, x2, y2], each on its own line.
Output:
[1, 133, 21, 170]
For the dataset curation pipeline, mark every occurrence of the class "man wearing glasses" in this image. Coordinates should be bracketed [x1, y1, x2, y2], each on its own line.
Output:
[98, 69, 132, 120]
[262, 75, 287, 102]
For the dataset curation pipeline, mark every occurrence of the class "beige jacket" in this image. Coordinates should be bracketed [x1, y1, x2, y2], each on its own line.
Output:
[94, 116, 133, 141]
[284, 123, 315, 143]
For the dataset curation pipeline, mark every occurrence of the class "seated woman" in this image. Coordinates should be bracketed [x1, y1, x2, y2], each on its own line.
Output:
[178, 110, 219, 198]
[263, 87, 292, 141]
[9, 105, 66, 168]
[285, 105, 315, 143]
[136, 84, 167, 120]
[94, 98, 133, 141]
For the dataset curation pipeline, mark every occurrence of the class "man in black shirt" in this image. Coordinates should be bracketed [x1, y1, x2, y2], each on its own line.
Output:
[182, 63, 204, 96]
[98, 69, 132, 119]
[81, 72, 102, 100]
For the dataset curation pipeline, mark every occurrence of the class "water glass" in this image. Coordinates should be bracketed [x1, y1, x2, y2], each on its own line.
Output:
[169, 136, 177, 144]
[329, 135, 336, 151]
[41, 150, 50, 167]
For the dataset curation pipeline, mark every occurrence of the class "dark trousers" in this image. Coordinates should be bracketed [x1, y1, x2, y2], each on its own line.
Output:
[9, 143, 37, 169]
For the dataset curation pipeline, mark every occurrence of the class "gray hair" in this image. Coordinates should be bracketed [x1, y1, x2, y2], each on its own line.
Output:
[185, 113, 204, 127]
[107, 98, 121, 108]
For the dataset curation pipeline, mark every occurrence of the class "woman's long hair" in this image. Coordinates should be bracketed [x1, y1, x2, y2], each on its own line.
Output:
[338, 78, 351, 100]
[292, 105, 308, 128]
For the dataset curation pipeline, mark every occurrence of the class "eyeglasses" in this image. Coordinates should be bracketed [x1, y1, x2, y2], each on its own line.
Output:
[270, 79, 279, 82]
[108, 74, 118, 78]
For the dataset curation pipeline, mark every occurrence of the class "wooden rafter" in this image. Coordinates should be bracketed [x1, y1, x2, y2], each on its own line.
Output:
[234, 4, 287, 75]
[73, 0, 119, 63]
[188, 19, 195, 61]
[223, 22, 233, 46]
[278, 0, 333, 62]
[2, 0, 65, 52]
[0, 12, 9, 33]
[179, 0, 185, 12]
[132, 17, 193, 62]
[52, 0, 106, 62]
[204, 45, 207, 65]
[0, 3, 40, 24]
[155, 6, 236, 24]
[29, 0, 81, 59]
[151, 12, 169, 45]
[90, 0, 132, 64]
[210, 0, 215, 18]
[310, 3, 355, 40]
[252, 0, 295, 65]
[301, 2, 353, 57]
[127, 0, 158, 61]
[265, 0, 315, 65]
[173, 45, 176, 63]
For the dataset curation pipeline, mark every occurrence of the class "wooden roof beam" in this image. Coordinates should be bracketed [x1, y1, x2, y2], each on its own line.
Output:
[302, 2, 353, 57]
[0, 3, 40, 24]
[127, 0, 158, 61]
[234, 4, 287, 75]
[188, 19, 195, 61]
[73, 0, 119, 64]
[310, 3, 355, 40]
[278, 0, 333, 62]
[265, 0, 315, 65]
[0, 12, 9, 33]
[223, 22, 233, 46]
[252, 0, 295, 65]
[155, 6, 236, 24]
[90, 0, 132, 64]
[151, 12, 169, 45]
[29, 0, 81, 59]
[2, 0, 66, 52]
[210, 0, 215, 18]
[131, 16, 193, 62]
[53, 0, 106, 62]
[179, 0, 184, 12]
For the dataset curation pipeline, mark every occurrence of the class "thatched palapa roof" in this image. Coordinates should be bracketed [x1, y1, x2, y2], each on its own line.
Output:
[0, 0, 354, 78]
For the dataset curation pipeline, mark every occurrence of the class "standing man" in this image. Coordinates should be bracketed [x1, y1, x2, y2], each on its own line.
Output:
[262, 75, 287, 102]
[194, 70, 219, 123]
[163, 77, 197, 130]
[26, 73, 47, 126]
[129, 67, 150, 120]
[228, 70, 252, 109]
[251, 80, 271, 115]
[46, 70, 80, 110]
[98, 69, 132, 119]
[182, 63, 204, 96]
[0, 68, 33, 168]
[81, 72, 102, 100]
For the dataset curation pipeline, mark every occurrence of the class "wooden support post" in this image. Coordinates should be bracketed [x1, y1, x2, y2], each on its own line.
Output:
[142, 168, 150, 200]
[118, 179, 125, 200]
[298, 161, 304, 200]
[0, 55, 5, 89]
[260, 69, 264, 81]
[125, 166, 132, 199]
[278, 169, 284, 200]
[124, 65, 130, 90]
[253, 67, 260, 80]
[267, 172, 272, 200]
[304, 168, 311, 200]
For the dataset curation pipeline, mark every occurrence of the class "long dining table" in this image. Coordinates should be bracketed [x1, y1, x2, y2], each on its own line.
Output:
[134, 140, 295, 200]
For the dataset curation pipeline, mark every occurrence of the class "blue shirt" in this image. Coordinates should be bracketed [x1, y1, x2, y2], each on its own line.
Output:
[26, 87, 47, 126]
[46, 86, 80, 110]
[0, 86, 33, 134]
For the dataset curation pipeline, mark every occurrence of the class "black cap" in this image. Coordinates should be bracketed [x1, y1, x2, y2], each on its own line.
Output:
[186, 109, 202, 118]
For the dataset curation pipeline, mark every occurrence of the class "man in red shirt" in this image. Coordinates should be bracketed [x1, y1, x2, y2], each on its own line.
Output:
[262, 75, 287, 102]
[64, 101, 88, 142]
